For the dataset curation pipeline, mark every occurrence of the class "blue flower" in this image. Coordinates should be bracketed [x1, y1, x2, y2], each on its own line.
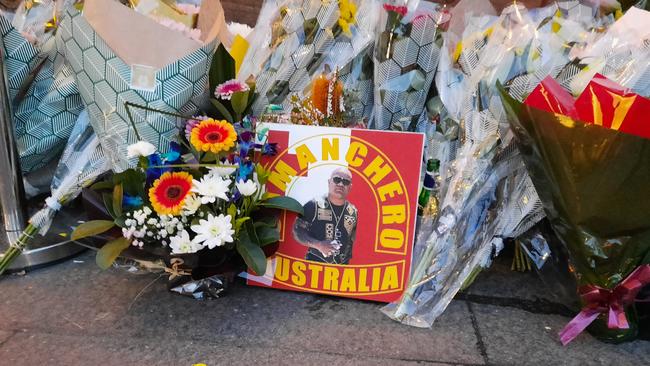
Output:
[237, 160, 254, 182]
[262, 142, 278, 156]
[146, 142, 184, 185]
[161, 141, 182, 164]
[238, 131, 255, 157]
[123, 194, 144, 209]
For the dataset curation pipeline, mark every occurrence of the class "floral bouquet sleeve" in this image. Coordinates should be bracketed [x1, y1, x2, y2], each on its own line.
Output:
[500, 75, 650, 345]
[241, 0, 376, 126]
[57, 0, 227, 172]
[371, 0, 448, 131]
[0, 1, 84, 175]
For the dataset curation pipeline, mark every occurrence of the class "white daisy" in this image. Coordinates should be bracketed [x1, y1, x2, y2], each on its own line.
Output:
[191, 214, 235, 249]
[169, 230, 204, 254]
[192, 175, 231, 204]
[208, 163, 237, 178]
[182, 194, 202, 215]
[236, 179, 258, 197]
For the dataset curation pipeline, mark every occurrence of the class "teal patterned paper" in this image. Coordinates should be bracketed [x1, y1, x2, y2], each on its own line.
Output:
[59, 8, 217, 172]
[0, 14, 39, 103]
[1, 14, 84, 173]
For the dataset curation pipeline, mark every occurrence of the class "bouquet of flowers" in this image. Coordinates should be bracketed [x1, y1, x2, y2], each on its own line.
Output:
[500, 73, 650, 345]
[57, 0, 227, 172]
[0, 110, 109, 275]
[382, 1, 612, 327]
[371, 0, 448, 132]
[241, 0, 376, 126]
[70, 109, 303, 288]
[0, 0, 84, 176]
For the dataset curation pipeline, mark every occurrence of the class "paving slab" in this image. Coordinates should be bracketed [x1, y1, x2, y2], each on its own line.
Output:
[0, 251, 483, 365]
[470, 303, 650, 366]
[0, 330, 14, 346]
[0, 331, 454, 366]
[0, 251, 161, 335]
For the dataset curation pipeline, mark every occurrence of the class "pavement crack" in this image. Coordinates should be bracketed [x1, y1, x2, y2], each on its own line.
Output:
[456, 293, 575, 317]
[467, 302, 490, 366]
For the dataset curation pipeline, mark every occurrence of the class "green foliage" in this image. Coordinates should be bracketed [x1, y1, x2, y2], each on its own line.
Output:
[113, 184, 123, 218]
[71, 220, 116, 241]
[209, 44, 236, 94]
[254, 223, 280, 246]
[90, 180, 114, 191]
[96, 237, 131, 270]
[102, 193, 116, 218]
[259, 196, 304, 215]
[211, 99, 234, 123]
[113, 169, 146, 197]
[255, 164, 271, 185]
[237, 221, 267, 275]
[231, 90, 250, 119]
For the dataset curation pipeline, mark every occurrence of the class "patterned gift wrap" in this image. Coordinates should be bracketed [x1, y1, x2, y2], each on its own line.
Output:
[58, 8, 217, 172]
[372, 4, 444, 132]
[244, 0, 375, 120]
[0, 14, 83, 173]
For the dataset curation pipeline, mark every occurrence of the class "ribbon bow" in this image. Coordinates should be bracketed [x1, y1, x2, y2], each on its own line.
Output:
[164, 258, 192, 281]
[559, 264, 650, 345]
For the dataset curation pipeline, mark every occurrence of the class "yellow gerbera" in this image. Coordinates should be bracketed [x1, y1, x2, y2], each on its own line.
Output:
[149, 172, 193, 216]
[190, 119, 237, 154]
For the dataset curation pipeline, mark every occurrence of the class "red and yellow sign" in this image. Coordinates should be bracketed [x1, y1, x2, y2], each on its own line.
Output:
[246, 124, 424, 302]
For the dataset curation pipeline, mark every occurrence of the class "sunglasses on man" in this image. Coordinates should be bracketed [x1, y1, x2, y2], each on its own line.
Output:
[332, 176, 351, 186]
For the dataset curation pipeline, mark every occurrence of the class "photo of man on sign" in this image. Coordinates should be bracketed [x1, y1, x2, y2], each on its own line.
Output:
[293, 167, 358, 265]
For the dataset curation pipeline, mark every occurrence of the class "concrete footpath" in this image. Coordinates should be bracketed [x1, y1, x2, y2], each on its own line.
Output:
[0, 250, 648, 366]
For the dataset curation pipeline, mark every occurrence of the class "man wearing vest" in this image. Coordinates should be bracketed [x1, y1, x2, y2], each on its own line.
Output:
[293, 168, 359, 264]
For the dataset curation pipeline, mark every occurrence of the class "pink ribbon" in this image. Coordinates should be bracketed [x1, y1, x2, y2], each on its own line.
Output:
[559, 264, 650, 345]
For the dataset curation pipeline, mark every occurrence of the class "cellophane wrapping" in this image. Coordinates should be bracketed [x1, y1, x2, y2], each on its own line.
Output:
[241, 0, 377, 124]
[382, 1, 617, 327]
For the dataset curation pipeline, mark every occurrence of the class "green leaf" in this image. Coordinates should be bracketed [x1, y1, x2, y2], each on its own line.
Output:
[255, 224, 280, 246]
[227, 204, 237, 219]
[237, 229, 267, 275]
[113, 169, 146, 197]
[235, 217, 250, 233]
[209, 44, 236, 93]
[96, 237, 131, 270]
[231, 90, 249, 117]
[113, 184, 123, 218]
[211, 99, 234, 123]
[102, 193, 116, 218]
[259, 196, 304, 215]
[255, 164, 270, 185]
[90, 180, 114, 191]
[72, 220, 116, 241]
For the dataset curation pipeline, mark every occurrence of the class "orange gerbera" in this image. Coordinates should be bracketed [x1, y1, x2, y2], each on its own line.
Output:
[149, 172, 193, 216]
[190, 119, 237, 154]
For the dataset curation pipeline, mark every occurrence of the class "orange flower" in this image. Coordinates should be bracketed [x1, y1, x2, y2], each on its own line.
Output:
[311, 74, 343, 116]
[190, 119, 237, 154]
[149, 172, 193, 216]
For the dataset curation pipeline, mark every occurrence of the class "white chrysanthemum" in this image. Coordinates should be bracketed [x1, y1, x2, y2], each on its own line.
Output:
[208, 164, 237, 178]
[127, 141, 156, 158]
[191, 214, 235, 249]
[169, 230, 204, 254]
[183, 194, 202, 215]
[192, 175, 231, 204]
[236, 179, 257, 196]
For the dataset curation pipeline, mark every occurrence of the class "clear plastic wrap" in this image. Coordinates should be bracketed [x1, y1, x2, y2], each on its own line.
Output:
[371, 0, 448, 132]
[383, 1, 611, 327]
[241, 0, 377, 124]
[0, 1, 84, 174]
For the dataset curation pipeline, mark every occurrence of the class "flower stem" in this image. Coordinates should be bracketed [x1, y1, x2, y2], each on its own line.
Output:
[0, 223, 40, 276]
